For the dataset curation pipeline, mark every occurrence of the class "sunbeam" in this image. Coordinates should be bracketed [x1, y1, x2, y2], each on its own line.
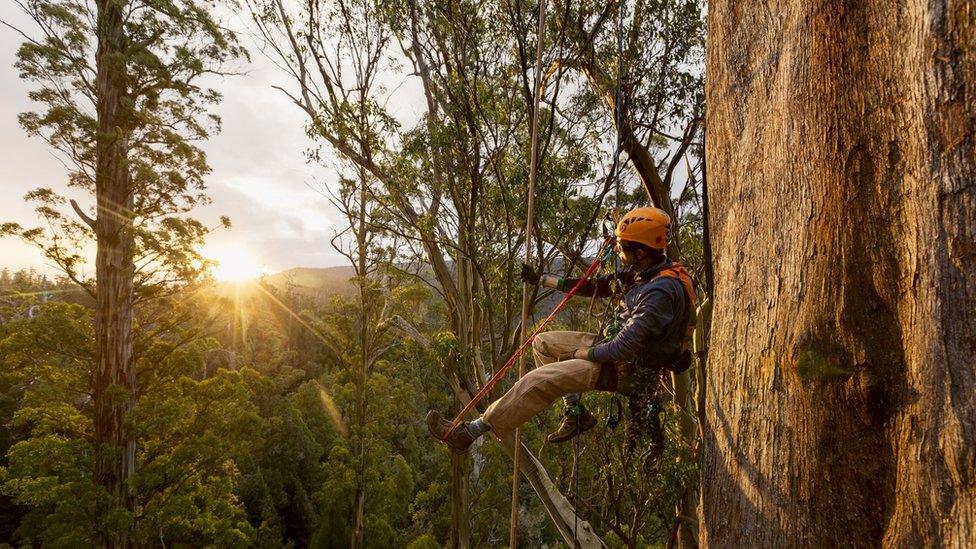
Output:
[313, 380, 348, 439]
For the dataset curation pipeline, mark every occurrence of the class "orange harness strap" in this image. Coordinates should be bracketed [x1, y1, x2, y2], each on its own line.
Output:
[654, 264, 697, 349]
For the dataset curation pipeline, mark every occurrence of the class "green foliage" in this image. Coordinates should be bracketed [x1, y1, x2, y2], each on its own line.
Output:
[3, 0, 250, 541]
[0, 301, 261, 546]
[0, 262, 706, 546]
[135, 367, 261, 546]
[406, 533, 440, 549]
[0, 302, 97, 546]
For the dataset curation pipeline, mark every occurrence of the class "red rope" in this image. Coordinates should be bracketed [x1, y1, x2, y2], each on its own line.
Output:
[442, 238, 613, 441]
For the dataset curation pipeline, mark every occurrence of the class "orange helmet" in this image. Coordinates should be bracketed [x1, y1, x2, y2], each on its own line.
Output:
[615, 207, 670, 250]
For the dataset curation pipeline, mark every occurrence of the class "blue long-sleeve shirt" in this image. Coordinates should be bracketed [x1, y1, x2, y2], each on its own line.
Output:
[561, 257, 687, 366]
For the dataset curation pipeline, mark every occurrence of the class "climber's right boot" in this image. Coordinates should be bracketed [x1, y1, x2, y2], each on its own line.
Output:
[426, 410, 477, 454]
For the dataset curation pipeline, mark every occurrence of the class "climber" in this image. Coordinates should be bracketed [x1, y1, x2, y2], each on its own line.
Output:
[426, 206, 696, 465]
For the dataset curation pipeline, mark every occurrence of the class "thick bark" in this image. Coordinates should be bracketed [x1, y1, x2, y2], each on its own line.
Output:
[703, 1, 975, 546]
[92, 0, 136, 545]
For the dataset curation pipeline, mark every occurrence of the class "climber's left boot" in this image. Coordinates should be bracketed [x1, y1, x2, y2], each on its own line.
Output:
[547, 403, 598, 443]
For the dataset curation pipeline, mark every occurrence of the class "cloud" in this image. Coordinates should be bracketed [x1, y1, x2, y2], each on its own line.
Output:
[0, 4, 352, 274]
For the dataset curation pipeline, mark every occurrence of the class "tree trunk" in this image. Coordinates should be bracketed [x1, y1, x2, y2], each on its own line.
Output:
[350, 488, 365, 549]
[448, 454, 470, 549]
[350, 171, 369, 549]
[671, 369, 698, 548]
[702, 1, 975, 546]
[496, 434, 605, 549]
[93, 0, 136, 546]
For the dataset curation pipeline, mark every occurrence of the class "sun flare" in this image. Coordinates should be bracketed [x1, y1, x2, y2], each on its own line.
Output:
[206, 247, 266, 282]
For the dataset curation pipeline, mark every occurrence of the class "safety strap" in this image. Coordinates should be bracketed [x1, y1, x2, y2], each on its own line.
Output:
[442, 236, 616, 441]
[654, 264, 697, 352]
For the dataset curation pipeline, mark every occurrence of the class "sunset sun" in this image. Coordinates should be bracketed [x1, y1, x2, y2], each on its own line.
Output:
[206, 247, 266, 282]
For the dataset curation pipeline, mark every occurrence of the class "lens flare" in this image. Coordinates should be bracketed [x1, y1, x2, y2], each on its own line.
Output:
[206, 247, 265, 282]
[314, 381, 348, 439]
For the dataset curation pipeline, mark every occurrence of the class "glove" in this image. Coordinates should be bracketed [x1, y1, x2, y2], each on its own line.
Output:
[557, 348, 589, 362]
[520, 263, 540, 285]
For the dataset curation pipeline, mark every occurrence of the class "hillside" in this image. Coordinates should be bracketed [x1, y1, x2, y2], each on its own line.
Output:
[262, 265, 357, 299]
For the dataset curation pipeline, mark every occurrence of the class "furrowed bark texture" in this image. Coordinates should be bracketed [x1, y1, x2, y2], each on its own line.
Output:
[703, 1, 975, 547]
[93, 0, 136, 544]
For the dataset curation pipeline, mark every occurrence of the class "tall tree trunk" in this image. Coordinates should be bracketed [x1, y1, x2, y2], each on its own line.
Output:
[350, 177, 368, 549]
[93, 0, 135, 545]
[350, 488, 365, 549]
[671, 369, 698, 548]
[449, 455, 470, 549]
[702, 1, 975, 546]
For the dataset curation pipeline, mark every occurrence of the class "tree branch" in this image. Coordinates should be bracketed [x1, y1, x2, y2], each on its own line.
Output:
[69, 199, 95, 229]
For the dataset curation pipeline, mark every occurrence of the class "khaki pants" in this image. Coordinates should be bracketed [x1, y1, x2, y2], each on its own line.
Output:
[483, 331, 608, 437]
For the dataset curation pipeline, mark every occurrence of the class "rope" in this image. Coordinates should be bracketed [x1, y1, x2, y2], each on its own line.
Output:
[440, 236, 614, 441]
[613, 0, 626, 208]
[572, 424, 581, 547]
[510, 0, 549, 544]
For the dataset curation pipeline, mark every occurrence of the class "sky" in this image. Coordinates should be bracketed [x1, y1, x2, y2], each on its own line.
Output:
[0, 5, 422, 277]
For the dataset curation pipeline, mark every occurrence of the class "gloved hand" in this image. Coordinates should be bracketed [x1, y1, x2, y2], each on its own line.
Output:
[557, 348, 590, 362]
[520, 263, 540, 285]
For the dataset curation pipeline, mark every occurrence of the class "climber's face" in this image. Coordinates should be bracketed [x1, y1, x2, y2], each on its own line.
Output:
[617, 241, 642, 267]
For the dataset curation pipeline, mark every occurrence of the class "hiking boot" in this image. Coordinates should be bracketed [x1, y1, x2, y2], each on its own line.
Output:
[547, 404, 597, 443]
[426, 410, 476, 454]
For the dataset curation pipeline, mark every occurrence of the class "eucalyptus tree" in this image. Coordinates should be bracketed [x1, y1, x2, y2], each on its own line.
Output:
[322, 166, 397, 547]
[2, 0, 244, 543]
[555, 0, 705, 253]
[704, 1, 975, 546]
